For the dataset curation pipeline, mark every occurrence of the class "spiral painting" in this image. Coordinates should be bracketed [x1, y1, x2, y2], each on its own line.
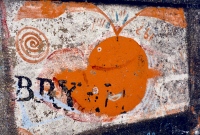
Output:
[15, 27, 49, 63]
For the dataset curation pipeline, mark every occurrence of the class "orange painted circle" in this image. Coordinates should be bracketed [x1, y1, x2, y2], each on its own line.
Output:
[15, 27, 50, 63]
[55, 36, 151, 116]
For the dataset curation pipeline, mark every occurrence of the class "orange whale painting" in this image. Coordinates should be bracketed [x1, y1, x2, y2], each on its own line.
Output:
[53, 36, 160, 116]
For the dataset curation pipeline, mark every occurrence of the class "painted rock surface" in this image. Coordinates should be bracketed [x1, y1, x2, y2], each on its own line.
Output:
[3, 1, 189, 134]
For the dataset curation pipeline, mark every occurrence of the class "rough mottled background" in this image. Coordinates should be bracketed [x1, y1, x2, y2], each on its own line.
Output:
[0, 0, 200, 135]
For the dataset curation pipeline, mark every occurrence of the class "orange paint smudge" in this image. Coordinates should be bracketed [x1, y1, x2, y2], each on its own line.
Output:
[43, 82, 51, 92]
[171, 66, 177, 73]
[148, 34, 154, 41]
[147, 69, 162, 78]
[102, 19, 106, 26]
[119, 11, 122, 16]
[144, 28, 150, 39]
[166, 108, 181, 115]
[47, 48, 84, 60]
[16, 2, 118, 35]
[179, 50, 185, 61]
[100, 19, 103, 26]
[123, 10, 126, 16]
[138, 7, 187, 28]
[136, 26, 143, 35]
[15, 1, 67, 20]
[91, 18, 95, 30]
[191, 106, 196, 114]
[65, 2, 98, 12]
[119, 7, 186, 35]
[18, 128, 32, 135]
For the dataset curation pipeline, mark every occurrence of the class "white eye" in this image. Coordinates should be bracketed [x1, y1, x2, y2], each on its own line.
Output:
[92, 87, 98, 94]
[97, 47, 102, 52]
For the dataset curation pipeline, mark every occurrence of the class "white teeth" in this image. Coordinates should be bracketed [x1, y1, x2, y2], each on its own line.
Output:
[108, 92, 123, 101]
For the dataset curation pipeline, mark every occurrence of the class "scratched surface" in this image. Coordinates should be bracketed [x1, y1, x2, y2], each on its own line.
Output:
[1, 0, 199, 134]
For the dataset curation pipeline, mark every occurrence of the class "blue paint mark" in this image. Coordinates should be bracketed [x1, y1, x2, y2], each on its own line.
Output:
[19, 102, 33, 128]
[116, 12, 119, 22]
[16, 86, 33, 128]
[19, 99, 64, 128]
[30, 115, 64, 128]
[106, 22, 110, 29]
[15, 85, 79, 129]
[34, 92, 80, 113]
[123, 14, 129, 24]
[16, 88, 65, 129]
[18, 90, 65, 128]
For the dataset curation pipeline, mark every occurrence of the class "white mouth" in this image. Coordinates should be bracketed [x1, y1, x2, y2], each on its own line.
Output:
[108, 92, 123, 101]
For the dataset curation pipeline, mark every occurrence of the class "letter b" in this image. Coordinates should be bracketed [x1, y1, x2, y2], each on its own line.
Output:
[15, 76, 34, 101]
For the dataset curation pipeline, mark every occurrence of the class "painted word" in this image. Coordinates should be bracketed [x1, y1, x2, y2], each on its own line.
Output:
[15, 76, 78, 109]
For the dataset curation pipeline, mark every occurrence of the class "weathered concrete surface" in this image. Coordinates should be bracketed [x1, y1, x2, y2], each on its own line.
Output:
[187, 8, 200, 135]
[0, 1, 17, 135]
[0, 0, 200, 135]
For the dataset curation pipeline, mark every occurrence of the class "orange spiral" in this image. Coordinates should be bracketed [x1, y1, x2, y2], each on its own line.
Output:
[15, 27, 50, 63]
